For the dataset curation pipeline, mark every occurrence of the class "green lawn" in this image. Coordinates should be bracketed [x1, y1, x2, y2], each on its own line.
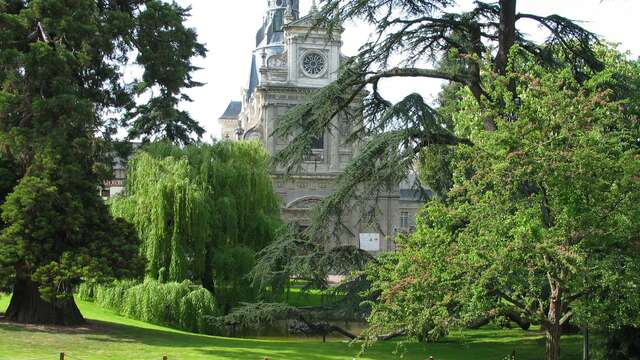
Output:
[0, 294, 582, 360]
[285, 286, 330, 307]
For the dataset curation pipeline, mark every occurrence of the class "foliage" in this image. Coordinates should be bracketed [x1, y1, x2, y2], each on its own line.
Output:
[250, 223, 318, 296]
[80, 279, 220, 335]
[251, 223, 373, 302]
[0, 156, 20, 289]
[222, 301, 362, 341]
[237, 223, 376, 338]
[417, 82, 463, 201]
[179, 287, 220, 334]
[0, 0, 205, 324]
[270, 2, 636, 356]
[363, 48, 640, 360]
[110, 141, 281, 310]
[211, 245, 257, 313]
[2, 172, 143, 297]
[272, 0, 605, 237]
[223, 302, 302, 329]
[125, 1, 206, 144]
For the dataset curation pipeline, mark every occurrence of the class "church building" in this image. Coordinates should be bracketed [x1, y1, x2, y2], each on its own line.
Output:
[219, 0, 424, 252]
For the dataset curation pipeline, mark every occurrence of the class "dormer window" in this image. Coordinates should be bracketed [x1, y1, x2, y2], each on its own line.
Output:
[272, 9, 283, 32]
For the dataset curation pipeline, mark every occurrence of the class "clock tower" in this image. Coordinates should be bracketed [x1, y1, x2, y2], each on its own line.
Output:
[218, 1, 423, 251]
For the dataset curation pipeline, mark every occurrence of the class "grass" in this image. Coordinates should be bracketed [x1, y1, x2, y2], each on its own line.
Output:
[285, 286, 329, 307]
[0, 294, 583, 360]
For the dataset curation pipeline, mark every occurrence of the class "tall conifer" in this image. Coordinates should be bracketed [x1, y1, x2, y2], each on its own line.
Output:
[0, 0, 205, 324]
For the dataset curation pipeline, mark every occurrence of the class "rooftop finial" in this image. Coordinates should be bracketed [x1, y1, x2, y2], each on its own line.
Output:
[311, 0, 318, 13]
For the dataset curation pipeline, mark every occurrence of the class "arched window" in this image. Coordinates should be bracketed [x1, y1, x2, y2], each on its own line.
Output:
[311, 133, 324, 150]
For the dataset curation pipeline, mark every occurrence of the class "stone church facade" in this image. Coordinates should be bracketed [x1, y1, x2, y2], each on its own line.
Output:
[219, 0, 424, 252]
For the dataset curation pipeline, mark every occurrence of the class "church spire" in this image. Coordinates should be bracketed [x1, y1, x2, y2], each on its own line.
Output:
[310, 0, 318, 13]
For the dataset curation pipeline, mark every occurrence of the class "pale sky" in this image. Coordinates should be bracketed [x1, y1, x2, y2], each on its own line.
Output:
[173, 0, 640, 140]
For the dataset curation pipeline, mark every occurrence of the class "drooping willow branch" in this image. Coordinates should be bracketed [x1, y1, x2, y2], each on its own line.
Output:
[110, 141, 281, 285]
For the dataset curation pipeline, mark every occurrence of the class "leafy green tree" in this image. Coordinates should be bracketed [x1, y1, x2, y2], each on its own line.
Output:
[109, 141, 282, 311]
[266, 4, 638, 357]
[273, 0, 604, 234]
[2, 169, 142, 324]
[363, 50, 640, 360]
[0, 0, 205, 324]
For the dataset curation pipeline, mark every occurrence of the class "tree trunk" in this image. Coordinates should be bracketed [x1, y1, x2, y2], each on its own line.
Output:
[545, 282, 562, 360]
[496, 0, 517, 75]
[202, 249, 215, 293]
[4, 278, 85, 326]
[583, 327, 590, 360]
[545, 324, 562, 360]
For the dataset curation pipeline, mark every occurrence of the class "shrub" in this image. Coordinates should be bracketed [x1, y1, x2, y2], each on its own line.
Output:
[179, 287, 218, 334]
[88, 279, 220, 335]
[77, 282, 94, 301]
[595, 327, 640, 360]
[95, 280, 139, 311]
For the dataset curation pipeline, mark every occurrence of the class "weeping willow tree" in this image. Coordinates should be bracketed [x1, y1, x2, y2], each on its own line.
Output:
[110, 141, 281, 307]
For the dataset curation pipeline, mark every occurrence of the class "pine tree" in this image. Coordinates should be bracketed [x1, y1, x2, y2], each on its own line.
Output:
[0, 0, 205, 325]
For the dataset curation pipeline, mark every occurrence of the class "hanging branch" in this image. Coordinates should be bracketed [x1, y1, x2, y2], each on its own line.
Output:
[270, 0, 603, 237]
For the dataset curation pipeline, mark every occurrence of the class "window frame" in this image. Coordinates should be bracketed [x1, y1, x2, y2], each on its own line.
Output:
[400, 211, 409, 229]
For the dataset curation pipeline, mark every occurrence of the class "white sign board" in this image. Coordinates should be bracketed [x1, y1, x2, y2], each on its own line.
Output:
[359, 233, 380, 251]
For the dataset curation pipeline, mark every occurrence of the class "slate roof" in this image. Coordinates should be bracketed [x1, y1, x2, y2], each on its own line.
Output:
[246, 55, 260, 101]
[399, 173, 432, 201]
[247, 1, 300, 101]
[400, 188, 432, 202]
[256, 26, 265, 47]
[220, 101, 242, 119]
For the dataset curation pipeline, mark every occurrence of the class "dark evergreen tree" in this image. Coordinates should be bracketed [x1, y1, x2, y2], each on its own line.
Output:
[229, 222, 379, 340]
[0, 0, 205, 325]
[124, 1, 206, 144]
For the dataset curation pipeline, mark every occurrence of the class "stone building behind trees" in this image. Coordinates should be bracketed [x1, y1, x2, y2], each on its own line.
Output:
[219, 0, 424, 252]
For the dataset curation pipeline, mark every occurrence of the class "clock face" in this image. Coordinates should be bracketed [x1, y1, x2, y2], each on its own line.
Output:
[302, 52, 326, 77]
[276, 0, 285, 7]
